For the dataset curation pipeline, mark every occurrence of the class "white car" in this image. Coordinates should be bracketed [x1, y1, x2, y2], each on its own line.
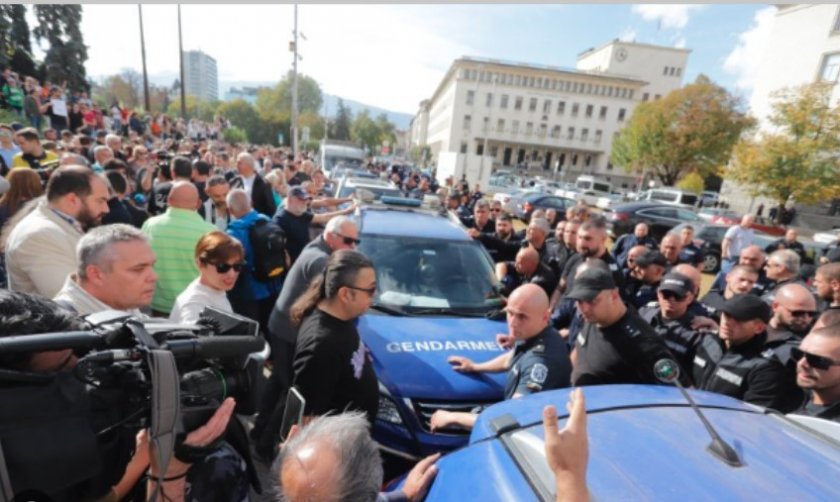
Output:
[813, 228, 840, 245]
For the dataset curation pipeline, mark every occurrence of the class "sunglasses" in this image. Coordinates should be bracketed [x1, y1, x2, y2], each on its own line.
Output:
[784, 307, 816, 318]
[204, 261, 246, 274]
[346, 285, 376, 296]
[337, 234, 361, 246]
[792, 347, 840, 371]
[659, 290, 686, 302]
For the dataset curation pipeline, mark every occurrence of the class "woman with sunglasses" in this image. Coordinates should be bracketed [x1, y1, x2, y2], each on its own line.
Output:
[170, 230, 245, 324]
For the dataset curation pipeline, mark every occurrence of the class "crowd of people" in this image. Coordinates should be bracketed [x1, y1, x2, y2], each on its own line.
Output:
[0, 87, 840, 501]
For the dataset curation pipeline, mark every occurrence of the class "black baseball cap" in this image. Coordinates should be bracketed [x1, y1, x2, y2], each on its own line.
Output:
[566, 267, 616, 302]
[635, 250, 667, 268]
[289, 186, 312, 200]
[718, 294, 772, 323]
[658, 272, 692, 298]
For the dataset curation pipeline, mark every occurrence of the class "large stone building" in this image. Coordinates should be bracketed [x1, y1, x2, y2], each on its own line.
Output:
[409, 40, 690, 188]
[183, 50, 219, 102]
[721, 4, 840, 224]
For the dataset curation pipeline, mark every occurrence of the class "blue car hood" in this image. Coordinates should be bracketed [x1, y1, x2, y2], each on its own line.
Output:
[358, 314, 507, 400]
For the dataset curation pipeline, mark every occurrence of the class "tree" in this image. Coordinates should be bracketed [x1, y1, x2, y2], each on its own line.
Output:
[728, 82, 840, 222]
[98, 74, 138, 109]
[255, 72, 322, 124]
[0, 5, 37, 76]
[33, 5, 89, 92]
[223, 126, 247, 144]
[331, 98, 352, 141]
[120, 69, 143, 109]
[676, 171, 704, 194]
[611, 75, 754, 186]
[351, 109, 381, 153]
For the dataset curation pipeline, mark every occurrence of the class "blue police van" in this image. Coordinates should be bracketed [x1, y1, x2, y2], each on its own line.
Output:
[403, 385, 840, 500]
[353, 197, 508, 459]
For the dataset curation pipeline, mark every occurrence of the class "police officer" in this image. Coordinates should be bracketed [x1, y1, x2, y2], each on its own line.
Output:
[639, 272, 705, 376]
[624, 249, 667, 308]
[611, 222, 657, 269]
[710, 245, 772, 296]
[765, 229, 807, 263]
[496, 247, 558, 298]
[792, 327, 840, 422]
[429, 284, 571, 431]
[693, 294, 799, 412]
[676, 225, 704, 269]
[568, 262, 687, 386]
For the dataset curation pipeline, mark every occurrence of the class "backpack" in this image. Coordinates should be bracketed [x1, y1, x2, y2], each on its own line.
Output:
[249, 219, 287, 282]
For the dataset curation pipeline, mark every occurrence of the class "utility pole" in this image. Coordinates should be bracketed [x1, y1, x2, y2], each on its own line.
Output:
[177, 4, 186, 119]
[290, 4, 299, 156]
[138, 4, 151, 112]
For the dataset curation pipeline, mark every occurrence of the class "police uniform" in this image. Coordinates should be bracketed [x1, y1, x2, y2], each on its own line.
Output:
[678, 242, 704, 268]
[764, 325, 807, 413]
[505, 326, 571, 398]
[639, 302, 704, 379]
[499, 260, 558, 298]
[794, 397, 840, 423]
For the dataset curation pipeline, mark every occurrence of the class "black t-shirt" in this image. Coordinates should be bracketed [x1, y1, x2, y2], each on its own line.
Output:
[572, 306, 685, 386]
[274, 209, 315, 263]
[292, 309, 378, 423]
[148, 181, 172, 215]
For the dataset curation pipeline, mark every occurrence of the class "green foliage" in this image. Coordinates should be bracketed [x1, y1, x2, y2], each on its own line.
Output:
[331, 98, 352, 141]
[255, 72, 322, 124]
[0, 108, 22, 126]
[222, 126, 247, 144]
[729, 82, 840, 221]
[33, 5, 89, 92]
[676, 172, 704, 193]
[349, 109, 398, 155]
[166, 96, 221, 121]
[611, 75, 754, 186]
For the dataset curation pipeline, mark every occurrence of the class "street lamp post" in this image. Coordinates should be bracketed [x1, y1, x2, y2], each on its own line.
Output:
[177, 4, 186, 119]
[291, 4, 299, 156]
[138, 5, 150, 112]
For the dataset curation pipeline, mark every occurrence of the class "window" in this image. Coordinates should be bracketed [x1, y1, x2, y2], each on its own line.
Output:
[594, 130, 602, 143]
[618, 108, 626, 122]
[833, 7, 840, 32]
[643, 92, 649, 101]
[476, 143, 484, 155]
[460, 142, 468, 154]
[526, 122, 533, 135]
[607, 86, 614, 97]
[585, 104, 593, 118]
[528, 76, 535, 87]
[599, 106, 607, 119]
[551, 125, 561, 138]
[628, 90, 635, 100]
[497, 118, 505, 132]
[483, 116, 489, 131]
[581, 128, 589, 141]
[585, 155, 592, 167]
[557, 101, 565, 115]
[567, 127, 575, 140]
[664, 66, 670, 76]
[466, 90, 475, 105]
[490, 145, 498, 157]
[543, 99, 552, 113]
[676, 68, 682, 77]
[501, 94, 509, 109]
[571, 154, 578, 166]
[529, 98, 538, 112]
[486, 92, 494, 107]
[607, 162, 614, 170]
[463, 114, 472, 130]
[512, 120, 520, 134]
[515, 96, 523, 110]
[586, 83, 593, 94]
[571, 103, 579, 117]
[539, 124, 547, 137]
[821, 53, 840, 83]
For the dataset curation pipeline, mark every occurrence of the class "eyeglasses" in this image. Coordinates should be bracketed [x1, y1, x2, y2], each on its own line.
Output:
[336, 234, 361, 246]
[784, 307, 816, 318]
[204, 261, 246, 274]
[346, 285, 376, 296]
[490, 208, 502, 212]
[792, 347, 840, 371]
[659, 290, 686, 302]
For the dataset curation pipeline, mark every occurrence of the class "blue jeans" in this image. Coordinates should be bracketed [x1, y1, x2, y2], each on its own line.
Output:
[720, 257, 737, 275]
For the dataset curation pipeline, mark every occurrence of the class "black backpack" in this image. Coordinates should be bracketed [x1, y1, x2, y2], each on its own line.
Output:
[248, 219, 287, 282]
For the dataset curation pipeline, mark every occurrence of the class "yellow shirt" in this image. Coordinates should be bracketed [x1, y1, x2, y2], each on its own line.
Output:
[11, 150, 59, 169]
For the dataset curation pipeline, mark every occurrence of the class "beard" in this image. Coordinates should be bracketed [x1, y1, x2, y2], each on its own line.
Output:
[76, 204, 104, 231]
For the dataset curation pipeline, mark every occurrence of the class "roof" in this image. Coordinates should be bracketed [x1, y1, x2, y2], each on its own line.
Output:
[358, 206, 470, 241]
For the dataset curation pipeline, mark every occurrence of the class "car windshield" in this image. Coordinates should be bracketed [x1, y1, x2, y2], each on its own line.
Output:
[357, 234, 503, 314]
[339, 185, 402, 200]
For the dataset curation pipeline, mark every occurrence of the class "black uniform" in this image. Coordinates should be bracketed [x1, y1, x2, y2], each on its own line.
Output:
[505, 326, 572, 398]
[572, 307, 687, 386]
[678, 243, 704, 268]
[794, 398, 840, 423]
[292, 309, 379, 423]
[639, 303, 704, 379]
[561, 251, 624, 298]
[692, 332, 791, 411]
[764, 325, 807, 413]
[765, 238, 807, 263]
[626, 280, 660, 309]
[499, 260, 558, 298]
[761, 277, 809, 304]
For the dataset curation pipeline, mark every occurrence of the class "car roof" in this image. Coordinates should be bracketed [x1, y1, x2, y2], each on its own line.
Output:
[608, 201, 675, 211]
[357, 206, 470, 240]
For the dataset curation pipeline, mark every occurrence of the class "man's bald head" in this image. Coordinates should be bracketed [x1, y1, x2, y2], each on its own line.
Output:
[772, 283, 817, 334]
[627, 245, 649, 268]
[739, 245, 765, 269]
[167, 181, 200, 210]
[515, 247, 540, 276]
[674, 264, 702, 295]
[660, 233, 682, 264]
[506, 284, 550, 340]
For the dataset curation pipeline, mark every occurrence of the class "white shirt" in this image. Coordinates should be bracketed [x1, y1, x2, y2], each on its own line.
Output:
[724, 225, 755, 259]
[169, 278, 233, 324]
[242, 173, 256, 199]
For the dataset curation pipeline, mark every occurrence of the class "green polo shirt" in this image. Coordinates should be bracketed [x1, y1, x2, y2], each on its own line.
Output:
[141, 207, 215, 313]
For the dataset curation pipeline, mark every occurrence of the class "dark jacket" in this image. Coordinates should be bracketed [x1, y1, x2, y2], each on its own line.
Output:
[250, 174, 277, 218]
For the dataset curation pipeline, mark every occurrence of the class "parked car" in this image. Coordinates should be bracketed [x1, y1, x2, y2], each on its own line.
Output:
[514, 193, 576, 223]
[605, 202, 703, 242]
[395, 385, 840, 501]
[813, 228, 840, 245]
[710, 214, 787, 236]
[697, 207, 739, 222]
[637, 188, 700, 207]
[672, 222, 728, 273]
[494, 188, 540, 214]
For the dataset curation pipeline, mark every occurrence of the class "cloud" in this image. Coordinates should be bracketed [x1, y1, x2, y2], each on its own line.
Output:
[631, 4, 704, 30]
[674, 37, 687, 49]
[723, 6, 776, 90]
[619, 27, 637, 42]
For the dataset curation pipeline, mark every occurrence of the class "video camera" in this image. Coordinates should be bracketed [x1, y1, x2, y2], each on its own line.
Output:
[0, 308, 266, 499]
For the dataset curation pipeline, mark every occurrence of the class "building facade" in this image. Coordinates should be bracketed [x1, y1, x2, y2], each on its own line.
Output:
[183, 50, 219, 102]
[721, 4, 840, 223]
[410, 40, 689, 188]
[224, 86, 263, 105]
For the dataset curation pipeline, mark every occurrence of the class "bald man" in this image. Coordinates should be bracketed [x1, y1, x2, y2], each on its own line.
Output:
[496, 247, 558, 298]
[660, 233, 683, 268]
[710, 244, 772, 296]
[141, 181, 215, 315]
[430, 284, 571, 432]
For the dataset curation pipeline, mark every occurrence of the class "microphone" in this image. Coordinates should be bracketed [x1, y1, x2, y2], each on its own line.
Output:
[164, 336, 265, 360]
[654, 359, 743, 467]
[0, 331, 105, 353]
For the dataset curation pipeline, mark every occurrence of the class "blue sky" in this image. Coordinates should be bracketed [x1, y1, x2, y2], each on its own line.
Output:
[28, 4, 775, 115]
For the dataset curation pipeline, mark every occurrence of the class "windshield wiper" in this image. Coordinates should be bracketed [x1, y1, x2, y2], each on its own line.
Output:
[369, 303, 413, 317]
[403, 307, 496, 318]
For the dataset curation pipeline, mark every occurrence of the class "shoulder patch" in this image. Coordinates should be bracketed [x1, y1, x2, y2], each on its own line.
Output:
[761, 348, 778, 360]
[645, 300, 658, 308]
[529, 363, 549, 384]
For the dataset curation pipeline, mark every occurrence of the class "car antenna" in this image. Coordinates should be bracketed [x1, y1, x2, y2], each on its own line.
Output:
[654, 359, 743, 467]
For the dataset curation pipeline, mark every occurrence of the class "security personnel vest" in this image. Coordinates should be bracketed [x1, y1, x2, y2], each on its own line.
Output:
[505, 326, 571, 398]
[639, 303, 703, 379]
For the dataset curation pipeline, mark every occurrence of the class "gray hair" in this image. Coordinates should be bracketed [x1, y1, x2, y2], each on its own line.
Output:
[529, 217, 551, 235]
[226, 188, 251, 215]
[275, 411, 382, 501]
[474, 198, 490, 211]
[93, 145, 112, 159]
[236, 152, 256, 170]
[325, 215, 355, 234]
[77, 224, 148, 280]
[769, 249, 800, 274]
[105, 133, 121, 145]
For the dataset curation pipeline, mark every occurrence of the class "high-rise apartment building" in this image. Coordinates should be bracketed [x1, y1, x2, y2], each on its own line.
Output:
[183, 50, 219, 102]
